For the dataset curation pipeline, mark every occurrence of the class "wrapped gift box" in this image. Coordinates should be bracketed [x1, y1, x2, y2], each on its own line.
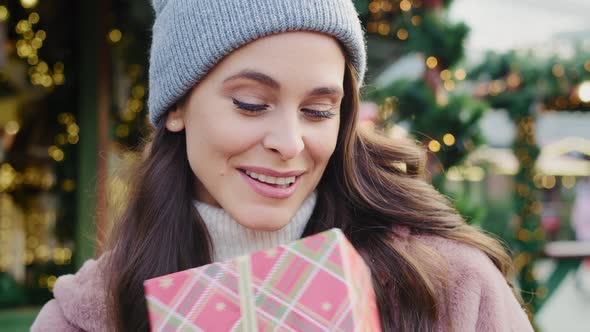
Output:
[144, 228, 382, 331]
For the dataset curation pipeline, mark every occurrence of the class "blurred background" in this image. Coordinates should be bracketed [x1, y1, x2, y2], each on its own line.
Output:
[0, 0, 589, 330]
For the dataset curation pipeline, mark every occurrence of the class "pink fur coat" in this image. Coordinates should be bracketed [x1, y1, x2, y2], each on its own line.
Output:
[31, 234, 534, 331]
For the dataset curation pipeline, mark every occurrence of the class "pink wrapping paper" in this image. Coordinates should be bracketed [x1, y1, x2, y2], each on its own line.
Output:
[144, 228, 382, 331]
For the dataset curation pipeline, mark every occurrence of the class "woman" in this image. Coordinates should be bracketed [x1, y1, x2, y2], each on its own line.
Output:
[32, 0, 533, 331]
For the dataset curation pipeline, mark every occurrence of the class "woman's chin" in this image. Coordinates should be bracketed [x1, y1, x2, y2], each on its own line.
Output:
[233, 214, 292, 232]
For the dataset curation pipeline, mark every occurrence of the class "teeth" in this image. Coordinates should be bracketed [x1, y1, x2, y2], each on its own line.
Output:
[245, 170, 296, 186]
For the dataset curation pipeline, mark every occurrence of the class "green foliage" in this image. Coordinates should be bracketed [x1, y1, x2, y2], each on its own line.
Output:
[354, 0, 371, 15]
[368, 79, 487, 169]
[358, 0, 489, 231]
[0, 273, 25, 308]
[109, 0, 154, 149]
[397, 12, 469, 69]
[470, 49, 590, 113]
[439, 176, 488, 226]
[453, 188, 487, 225]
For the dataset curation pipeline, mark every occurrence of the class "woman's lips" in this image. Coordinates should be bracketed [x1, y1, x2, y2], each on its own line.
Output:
[238, 166, 305, 177]
[238, 169, 300, 199]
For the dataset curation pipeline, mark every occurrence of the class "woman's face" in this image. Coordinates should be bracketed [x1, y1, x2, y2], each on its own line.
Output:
[167, 31, 345, 231]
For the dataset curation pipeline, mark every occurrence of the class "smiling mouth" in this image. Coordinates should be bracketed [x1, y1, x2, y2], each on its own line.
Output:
[239, 169, 297, 189]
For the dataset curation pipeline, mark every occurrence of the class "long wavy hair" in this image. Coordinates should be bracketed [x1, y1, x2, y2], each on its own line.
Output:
[105, 61, 521, 331]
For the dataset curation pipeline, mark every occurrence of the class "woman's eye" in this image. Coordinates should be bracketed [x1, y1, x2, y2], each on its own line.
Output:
[302, 108, 337, 120]
[232, 98, 268, 113]
[233, 98, 336, 120]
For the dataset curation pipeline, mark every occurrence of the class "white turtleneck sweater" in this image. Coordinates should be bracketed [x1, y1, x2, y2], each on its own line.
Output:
[194, 192, 317, 262]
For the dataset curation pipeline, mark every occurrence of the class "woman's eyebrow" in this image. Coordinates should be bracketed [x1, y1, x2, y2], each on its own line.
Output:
[306, 86, 344, 99]
[223, 69, 343, 98]
[223, 70, 280, 89]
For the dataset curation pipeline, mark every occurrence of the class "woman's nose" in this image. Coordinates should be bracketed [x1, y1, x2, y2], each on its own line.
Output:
[262, 112, 305, 160]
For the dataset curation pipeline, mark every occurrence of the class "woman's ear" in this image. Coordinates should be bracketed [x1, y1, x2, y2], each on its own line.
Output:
[165, 107, 185, 132]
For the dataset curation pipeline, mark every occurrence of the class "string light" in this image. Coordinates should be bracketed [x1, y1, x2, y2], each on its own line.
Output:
[0, 7, 80, 274]
[465, 166, 485, 182]
[428, 140, 441, 152]
[368, 1, 381, 14]
[454, 68, 467, 81]
[443, 80, 456, 91]
[516, 183, 530, 197]
[4, 121, 20, 135]
[35, 244, 50, 261]
[0, 164, 19, 192]
[28, 12, 39, 24]
[20, 0, 38, 9]
[109, 29, 122, 43]
[489, 80, 506, 96]
[49, 147, 64, 162]
[38, 274, 47, 288]
[426, 56, 438, 69]
[531, 201, 543, 214]
[36, 30, 46, 39]
[0, 6, 9, 22]
[381, 1, 393, 12]
[446, 166, 485, 182]
[445, 166, 462, 182]
[132, 85, 146, 99]
[116, 124, 130, 138]
[396, 28, 408, 40]
[551, 64, 564, 78]
[24, 250, 34, 265]
[561, 176, 576, 189]
[541, 175, 556, 189]
[533, 174, 543, 189]
[536, 286, 548, 299]
[440, 69, 452, 80]
[400, 0, 412, 11]
[443, 133, 455, 146]
[577, 81, 590, 103]
[13, 10, 64, 88]
[379, 97, 396, 121]
[47, 275, 57, 291]
[56, 112, 79, 147]
[67, 134, 79, 144]
[53, 247, 72, 265]
[61, 179, 76, 192]
[377, 22, 391, 36]
[49, 144, 65, 158]
[411, 15, 421, 26]
[507, 72, 521, 89]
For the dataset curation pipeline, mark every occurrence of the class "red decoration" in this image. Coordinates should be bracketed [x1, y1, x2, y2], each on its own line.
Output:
[423, 0, 444, 9]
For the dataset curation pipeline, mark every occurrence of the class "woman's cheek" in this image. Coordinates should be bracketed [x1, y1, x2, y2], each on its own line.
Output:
[210, 118, 263, 158]
[310, 122, 339, 160]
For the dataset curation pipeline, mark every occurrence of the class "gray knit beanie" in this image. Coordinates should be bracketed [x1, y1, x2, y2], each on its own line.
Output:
[148, 0, 367, 125]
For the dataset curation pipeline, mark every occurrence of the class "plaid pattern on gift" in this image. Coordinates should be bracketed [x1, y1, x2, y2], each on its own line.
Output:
[144, 228, 382, 332]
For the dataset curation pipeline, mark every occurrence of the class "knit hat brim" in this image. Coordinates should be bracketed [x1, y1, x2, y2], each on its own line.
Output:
[148, 0, 367, 125]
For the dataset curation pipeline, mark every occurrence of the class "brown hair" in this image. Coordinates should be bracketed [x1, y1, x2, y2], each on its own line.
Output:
[106, 62, 519, 331]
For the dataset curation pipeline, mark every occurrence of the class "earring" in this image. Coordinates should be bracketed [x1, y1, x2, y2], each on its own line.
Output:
[170, 120, 178, 128]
